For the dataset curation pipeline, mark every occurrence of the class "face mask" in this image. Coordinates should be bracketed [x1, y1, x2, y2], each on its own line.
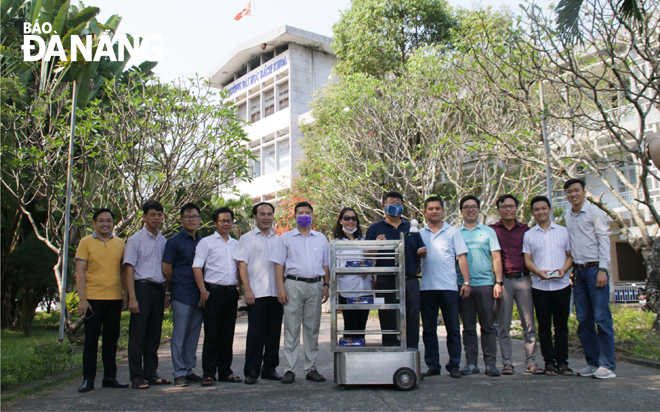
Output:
[297, 215, 312, 227]
[384, 203, 404, 217]
[342, 226, 358, 234]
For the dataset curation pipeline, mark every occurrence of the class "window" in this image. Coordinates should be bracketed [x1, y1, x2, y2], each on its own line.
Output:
[279, 97, 289, 110]
[251, 152, 261, 178]
[264, 104, 275, 117]
[251, 111, 261, 122]
[278, 139, 290, 170]
[249, 98, 260, 122]
[263, 145, 275, 175]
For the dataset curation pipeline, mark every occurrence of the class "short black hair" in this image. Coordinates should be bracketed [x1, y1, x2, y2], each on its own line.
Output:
[459, 195, 481, 210]
[180, 203, 200, 217]
[496, 194, 519, 208]
[294, 201, 313, 214]
[142, 200, 163, 215]
[213, 207, 234, 221]
[93, 208, 114, 221]
[563, 178, 585, 191]
[382, 191, 404, 205]
[252, 202, 275, 216]
[424, 196, 444, 210]
[530, 195, 552, 209]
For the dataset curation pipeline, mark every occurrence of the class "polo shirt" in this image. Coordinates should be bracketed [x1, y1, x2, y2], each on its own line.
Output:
[457, 223, 501, 287]
[233, 228, 279, 298]
[365, 219, 425, 277]
[490, 220, 529, 275]
[269, 228, 330, 278]
[75, 232, 124, 300]
[420, 222, 468, 291]
[192, 232, 238, 286]
[565, 202, 611, 267]
[522, 222, 571, 291]
[163, 230, 203, 306]
[124, 227, 167, 283]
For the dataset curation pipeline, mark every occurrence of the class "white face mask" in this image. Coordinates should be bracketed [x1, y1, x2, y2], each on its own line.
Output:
[342, 226, 358, 235]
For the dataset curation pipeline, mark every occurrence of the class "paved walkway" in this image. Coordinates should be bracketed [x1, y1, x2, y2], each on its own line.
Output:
[7, 314, 660, 411]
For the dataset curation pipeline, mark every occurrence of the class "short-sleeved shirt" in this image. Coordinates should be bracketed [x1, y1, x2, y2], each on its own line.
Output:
[75, 232, 124, 300]
[457, 223, 501, 287]
[269, 228, 330, 278]
[490, 220, 530, 275]
[420, 222, 468, 291]
[334, 236, 371, 298]
[192, 232, 238, 286]
[565, 202, 611, 267]
[365, 219, 425, 277]
[523, 222, 572, 291]
[163, 230, 202, 306]
[233, 228, 279, 298]
[124, 227, 167, 283]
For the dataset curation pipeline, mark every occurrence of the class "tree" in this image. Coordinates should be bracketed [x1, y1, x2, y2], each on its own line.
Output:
[555, 0, 646, 40]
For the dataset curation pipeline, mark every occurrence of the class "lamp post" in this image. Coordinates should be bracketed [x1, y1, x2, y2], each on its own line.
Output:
[539, 82, 553, 219]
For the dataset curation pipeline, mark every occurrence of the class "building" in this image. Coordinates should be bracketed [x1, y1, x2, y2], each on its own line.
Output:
[207, 25, 336, 203]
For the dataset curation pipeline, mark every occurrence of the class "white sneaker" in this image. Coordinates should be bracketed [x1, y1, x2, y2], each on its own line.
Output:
[577, 365, 598, 377]
[592, 367, 616, 379]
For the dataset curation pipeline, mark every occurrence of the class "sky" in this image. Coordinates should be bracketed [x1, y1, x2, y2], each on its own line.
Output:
[90, 0, 546, 83]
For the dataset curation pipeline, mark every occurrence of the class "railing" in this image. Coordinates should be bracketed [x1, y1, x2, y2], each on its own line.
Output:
[554, 191, 634, 214]
[595, 104, 636, 125]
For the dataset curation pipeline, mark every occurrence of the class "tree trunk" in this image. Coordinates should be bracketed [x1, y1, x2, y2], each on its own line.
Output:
[644, 239, 660, 333]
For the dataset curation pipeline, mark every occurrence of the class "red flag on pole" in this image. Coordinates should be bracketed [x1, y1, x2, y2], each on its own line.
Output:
[235, 1, 251, 21]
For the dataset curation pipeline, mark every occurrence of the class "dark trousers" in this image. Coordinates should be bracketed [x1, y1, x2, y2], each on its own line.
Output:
[128, 281, 165, 381]
[338, 295, 369, 340]
[244, 297, 283, 378]
[375, 277, 420, 348]
[459, 285, 497, 367]
[532, 286, 572, 367]
[202, 286, 238, 380]
[421, 290, 461, 371]
[83, 299, 122, 381]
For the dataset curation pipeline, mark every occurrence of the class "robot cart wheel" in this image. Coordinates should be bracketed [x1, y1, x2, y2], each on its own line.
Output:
[393, 367, 417, 391]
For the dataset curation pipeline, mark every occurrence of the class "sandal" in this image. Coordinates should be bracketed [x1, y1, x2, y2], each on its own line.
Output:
[545, 364, 557, 376]
[527, 364, 545, 375]
[557, 364, 574, 376]
[132, 378, 149, 389]
[148, 377, 172, 385]
[502, 364, 515, 375]
[201, 377, 214, 387]
[218, 374, 242, 383]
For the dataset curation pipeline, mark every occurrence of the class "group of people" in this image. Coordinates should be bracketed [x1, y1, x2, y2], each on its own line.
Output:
[73, 177, 616, 393]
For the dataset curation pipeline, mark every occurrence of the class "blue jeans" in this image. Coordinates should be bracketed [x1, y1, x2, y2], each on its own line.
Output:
[421, 290, 461, 370]
[573, 266, 616, 370]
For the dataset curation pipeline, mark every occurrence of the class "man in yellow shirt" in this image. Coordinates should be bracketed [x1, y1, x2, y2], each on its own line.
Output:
[75, 209, 129, 393]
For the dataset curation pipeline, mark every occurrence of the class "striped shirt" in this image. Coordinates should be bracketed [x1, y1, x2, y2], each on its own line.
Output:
[269, 228, 330, 278]
[522, 222, 571, 291]
[565, 202, 610, 268]
[124, 227, 167, 283]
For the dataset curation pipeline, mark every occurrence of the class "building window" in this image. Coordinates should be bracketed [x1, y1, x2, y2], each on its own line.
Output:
[264, 145, 276, 175]
[279, 97, 289, 110]
[251, 153, 261, 178]
[278, 139, 290, 170]
[264, 104, 275, 117]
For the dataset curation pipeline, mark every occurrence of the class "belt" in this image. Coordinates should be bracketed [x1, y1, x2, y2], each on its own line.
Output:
[406, 276, 421, 280]
[204, 282, 237, 291]
[286, 275, 322, 283]
[136, 279, 166, 288]
[573, 262, 599, 271]
[504, 272, 529, 279]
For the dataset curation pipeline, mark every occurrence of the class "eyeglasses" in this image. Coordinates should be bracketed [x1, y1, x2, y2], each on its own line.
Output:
[215, 219, 233, 224]
[95, 219, 113, 224]
[498, 205, 517, 210]
[462, 205, 479, 210]
[182, 215, 201, 220]
[342, 216, 358, 222]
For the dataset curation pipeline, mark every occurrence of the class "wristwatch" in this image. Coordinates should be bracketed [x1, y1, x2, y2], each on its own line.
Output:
[464, 281, 470, 286]
[496, 281, 504, 286]
[599, 268, 608, 272]
[323, 283, 330, 288]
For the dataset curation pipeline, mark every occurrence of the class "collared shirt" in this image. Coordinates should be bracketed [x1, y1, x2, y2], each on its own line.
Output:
[163, 230, 203, 306]
[522, 222, 572, 291]
[565, 202, 611, 267]
[365, 219, 425, 277]
[192, 232, 238, 285]
[269, 228, 330, 278]
[420, 222, 468, 291]
[334, 236, 371, 298]
[457, 223, 501, 287]
[75, 232, 124, 300]
[490, 220, 530, 275]
[234, 228, 279, 298]
[124, 227, 167, 283]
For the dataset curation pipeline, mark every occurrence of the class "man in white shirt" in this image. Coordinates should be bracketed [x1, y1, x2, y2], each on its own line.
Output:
[523, 196, 573, 376]
[192, 207, 241, 386]
[269, 202, 330, 384]
[234, 202, 283, 384]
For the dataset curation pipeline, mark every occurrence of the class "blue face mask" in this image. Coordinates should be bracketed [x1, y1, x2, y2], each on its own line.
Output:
[297, 215, 312, 227]
[384, 203, 404, 217]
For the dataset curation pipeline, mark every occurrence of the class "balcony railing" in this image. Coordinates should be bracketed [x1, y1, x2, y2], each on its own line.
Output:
[594, 104, 636, 124]
[554, 191, 634, 214]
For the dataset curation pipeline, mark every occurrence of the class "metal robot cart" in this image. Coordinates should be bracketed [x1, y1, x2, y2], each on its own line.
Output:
[330, 233, 420, 391]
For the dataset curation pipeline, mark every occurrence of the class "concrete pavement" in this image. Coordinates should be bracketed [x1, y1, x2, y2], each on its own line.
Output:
[7, 314, 660, 411]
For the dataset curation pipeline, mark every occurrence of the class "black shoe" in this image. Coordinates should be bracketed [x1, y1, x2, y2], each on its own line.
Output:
[305, 370, 326, 382]
[102, 378, 128, 388]
[174, 377, 189, 387]
[281, 371, 295, 384]
[421, 368, 441, 377]
[449, 367, 462, 379]
[185, 373, 203, 383]
[78, 380, 95, 393]
[244, 375, 257, 385]
[261, 371, 283, 381]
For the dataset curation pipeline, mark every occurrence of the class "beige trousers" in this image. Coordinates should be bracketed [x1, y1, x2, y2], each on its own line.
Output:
[282, 279, 323, 375]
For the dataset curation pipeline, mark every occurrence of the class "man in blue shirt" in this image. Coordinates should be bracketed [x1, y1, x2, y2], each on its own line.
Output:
[457, 195, 504, 377]
[365, 191, 426, 348]
[419, 196, 470, 379]
[162, 203, 204, 387]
